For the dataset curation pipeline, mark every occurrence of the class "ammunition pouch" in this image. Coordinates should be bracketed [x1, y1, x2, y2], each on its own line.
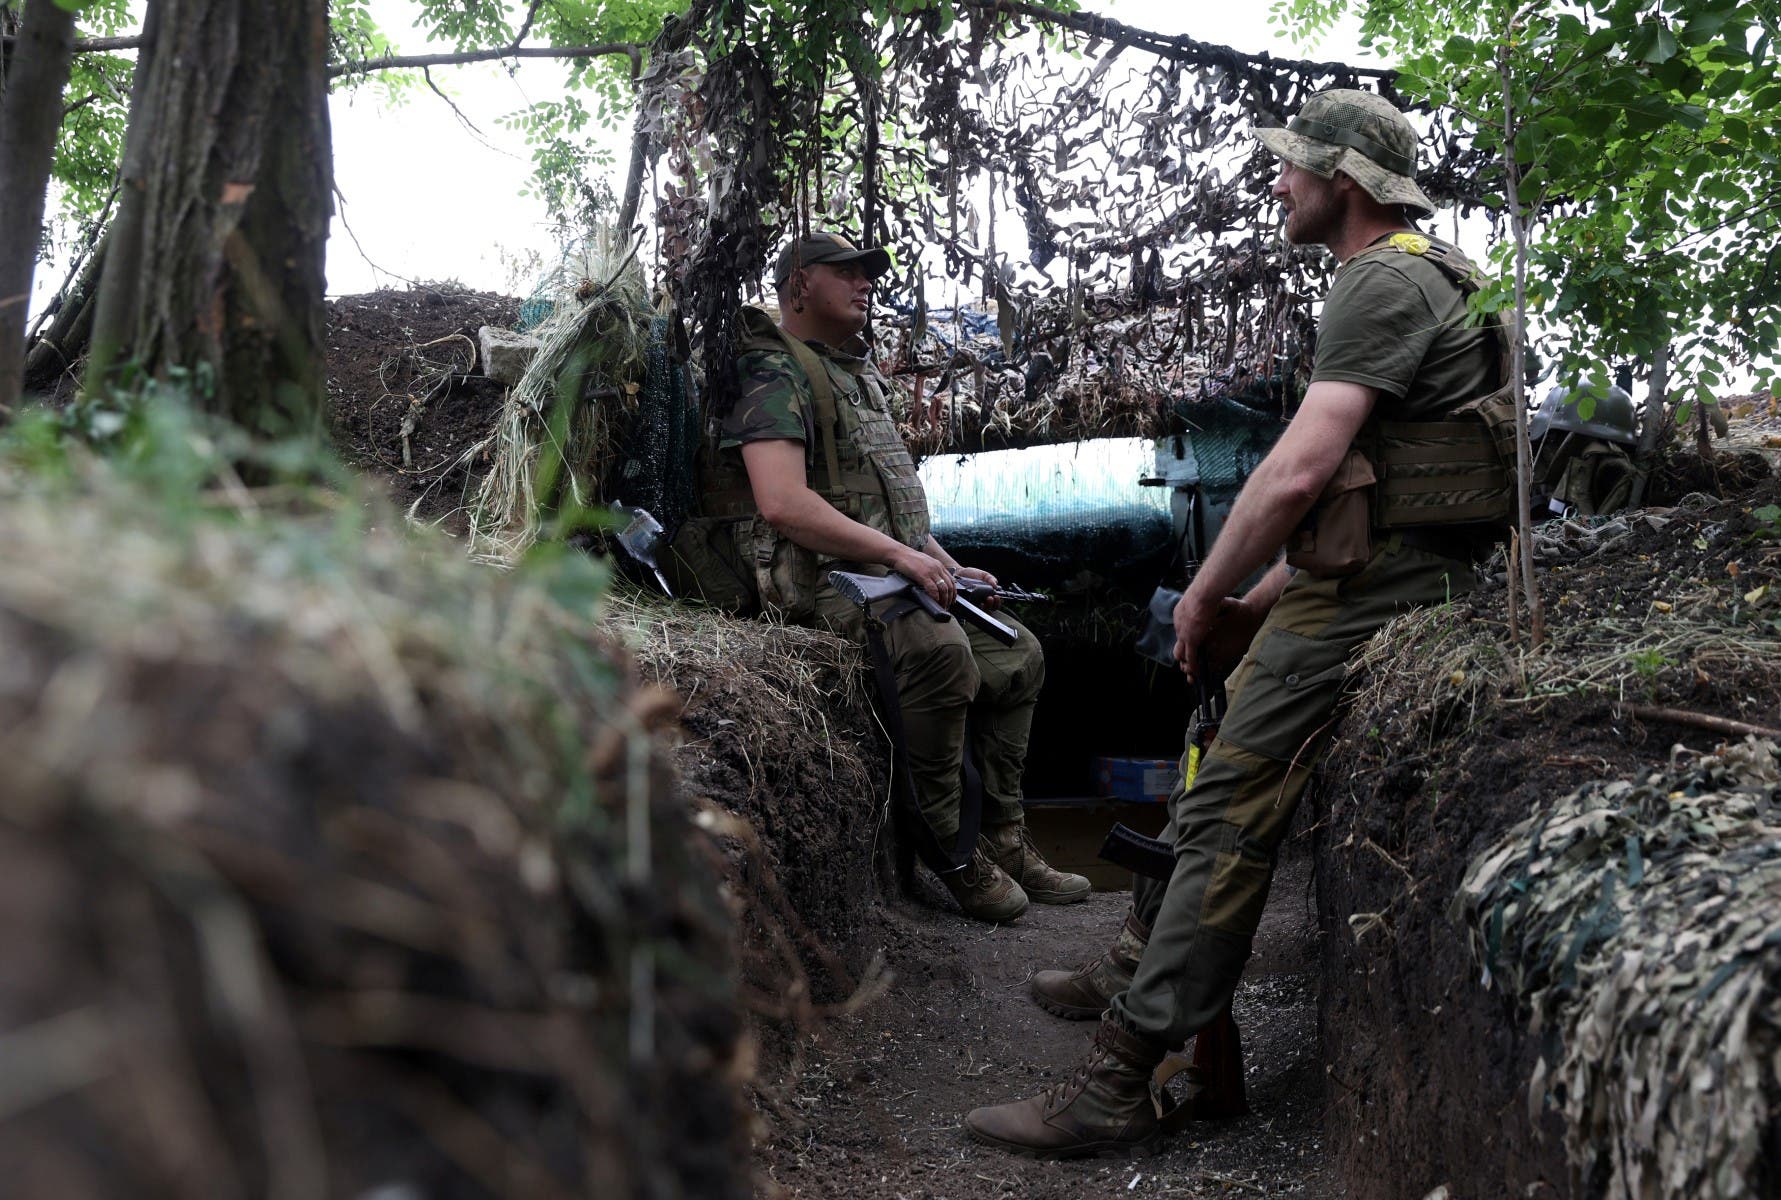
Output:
[661, 513, 757, 614]
[740, 514, 820, 621]
[1286, 448, 1377, 578]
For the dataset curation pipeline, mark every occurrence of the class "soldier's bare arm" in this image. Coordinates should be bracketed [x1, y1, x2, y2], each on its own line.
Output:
[1173, 380, 1376, 678]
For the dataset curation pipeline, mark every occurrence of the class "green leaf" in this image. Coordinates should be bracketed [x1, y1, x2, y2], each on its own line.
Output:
[1442, 34, 1478, 64]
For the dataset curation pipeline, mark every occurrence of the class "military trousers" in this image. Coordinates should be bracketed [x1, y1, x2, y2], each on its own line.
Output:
[814, 583, 1045, 839]
[1111, 540, 1475, 1046]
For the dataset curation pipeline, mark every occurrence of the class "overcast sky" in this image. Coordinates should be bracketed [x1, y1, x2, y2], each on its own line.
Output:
[326, 2, 1380, 298]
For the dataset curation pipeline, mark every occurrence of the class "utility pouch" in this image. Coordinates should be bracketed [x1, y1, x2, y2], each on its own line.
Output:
[661, 515, 757, 614]
[1135, 586, 1183, 668]
[738, 515, 819, 621]
[1285, 448, 1376, 578]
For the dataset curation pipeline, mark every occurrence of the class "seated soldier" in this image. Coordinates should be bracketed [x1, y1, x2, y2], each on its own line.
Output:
[669, 230, 1087, 922]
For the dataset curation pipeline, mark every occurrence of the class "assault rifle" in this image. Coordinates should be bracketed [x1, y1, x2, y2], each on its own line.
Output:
[826, 568, 1040, 647]
[1097, 675, 1227, 882]
[952, 576, 1050, 607]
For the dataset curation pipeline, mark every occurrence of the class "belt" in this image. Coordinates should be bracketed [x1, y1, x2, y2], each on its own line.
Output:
[1393, 526, 1502, 565]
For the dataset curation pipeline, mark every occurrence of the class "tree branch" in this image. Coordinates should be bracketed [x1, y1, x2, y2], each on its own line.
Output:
[955, 0, 1395, 84]
[328, 41, 643, 81]
[1622, 704, 1781, 741]
[512, 0, 547, 50]
[421, 65, 486, 138]
[0, 33, 144, 53]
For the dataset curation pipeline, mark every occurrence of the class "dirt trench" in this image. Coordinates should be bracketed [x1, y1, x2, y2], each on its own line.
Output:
[319, 287, 1781, 1197]
[755, 851, 1337, 1200]
[1314, 468, 1781, 1200]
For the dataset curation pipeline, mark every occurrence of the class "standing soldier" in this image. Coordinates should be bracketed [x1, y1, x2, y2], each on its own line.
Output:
[966, 89, 1513, 1156]
[665, 230, 1089, 922]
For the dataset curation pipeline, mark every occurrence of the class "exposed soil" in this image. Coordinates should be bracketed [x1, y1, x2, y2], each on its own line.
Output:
[326, 287, 521, 530]
[757, 849, 1335, 1200]
[322, 286, 1781, 1199]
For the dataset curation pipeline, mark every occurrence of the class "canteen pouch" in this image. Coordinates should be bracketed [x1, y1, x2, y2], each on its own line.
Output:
[737, 515, 820, 621]
[1285, 448, 1377, 578]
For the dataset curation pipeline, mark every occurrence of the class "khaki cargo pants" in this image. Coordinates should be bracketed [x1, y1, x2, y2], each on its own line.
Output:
[813, 583, 1045, 839]
[1113, 540, 1474, 1046]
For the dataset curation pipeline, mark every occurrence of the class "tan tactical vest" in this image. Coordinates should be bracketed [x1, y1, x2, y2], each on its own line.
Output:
[1355, 233, 1519, 529]
[1287, 234, 1517, 576]
[663, 309, 929, 619]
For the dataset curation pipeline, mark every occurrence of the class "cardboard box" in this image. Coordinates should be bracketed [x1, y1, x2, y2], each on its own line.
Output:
[1092, 756, 1180, 804]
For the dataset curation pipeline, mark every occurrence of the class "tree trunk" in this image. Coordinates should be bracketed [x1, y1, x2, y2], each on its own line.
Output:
[1626, 342, 1667, 508]
[0, 0, 79, 410]
[22, 228, 107, 397]
[85, 0, 333, 440]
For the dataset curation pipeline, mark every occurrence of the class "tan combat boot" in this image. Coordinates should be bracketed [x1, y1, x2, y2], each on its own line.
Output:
[1030, 910, 1149, 1018]
[964, 1017, 1169, 1158]
[940, 844, 1029, 923]
[983, 821, 1091, 904]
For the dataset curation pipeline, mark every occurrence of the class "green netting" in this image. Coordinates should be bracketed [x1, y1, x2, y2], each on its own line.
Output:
[1168, 396, 1287, 498]
[922, 438, 1167, 536]
[921, 438, 1171, 591]
[614, 316, 702, 536]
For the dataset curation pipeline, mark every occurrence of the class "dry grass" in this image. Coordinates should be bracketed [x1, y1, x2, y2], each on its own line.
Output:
[461, 231, 653, 563]
[0, 432, 749, 1198]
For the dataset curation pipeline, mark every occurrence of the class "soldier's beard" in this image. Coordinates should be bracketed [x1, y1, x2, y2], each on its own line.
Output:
[1283, 180, 1341, 246]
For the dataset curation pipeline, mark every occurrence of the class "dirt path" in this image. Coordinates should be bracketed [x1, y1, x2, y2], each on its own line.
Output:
[760, 852, 1338, 1199]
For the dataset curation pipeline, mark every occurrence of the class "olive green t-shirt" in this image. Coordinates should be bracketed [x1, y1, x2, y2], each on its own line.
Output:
[1310, 243, 1499, 422]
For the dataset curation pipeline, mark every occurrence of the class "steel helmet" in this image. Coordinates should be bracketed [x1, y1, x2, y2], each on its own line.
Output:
[1527, 382, 1639, 446]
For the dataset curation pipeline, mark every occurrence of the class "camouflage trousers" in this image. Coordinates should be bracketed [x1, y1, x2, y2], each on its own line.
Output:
[1112, 539, 1475, 1046]
[813, 583, 1045, 839]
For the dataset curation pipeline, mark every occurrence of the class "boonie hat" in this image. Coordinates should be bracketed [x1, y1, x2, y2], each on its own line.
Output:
[1256, 89, 1435, 219]
[773, 231, 893, 287]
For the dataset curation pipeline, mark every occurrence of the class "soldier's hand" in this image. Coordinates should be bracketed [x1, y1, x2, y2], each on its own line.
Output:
[1202, 596, 1267, 684]
[1172, 589, 1219, 682]
[891, 547, 957, 607]
[952, 566, 1001, 611]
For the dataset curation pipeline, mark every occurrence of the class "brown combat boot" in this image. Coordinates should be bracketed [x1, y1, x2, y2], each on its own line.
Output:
[1030, 909, 1149, 1018]
[964, 1017, 1169, 1158]
[940, 844, 1029, 923]
[983, 821, 1091, 904]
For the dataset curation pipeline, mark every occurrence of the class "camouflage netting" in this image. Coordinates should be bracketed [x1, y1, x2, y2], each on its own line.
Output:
[1457, 739, 1781, 1200]
[0, 449, 748, 1198]
[639, 1, 1494, 453]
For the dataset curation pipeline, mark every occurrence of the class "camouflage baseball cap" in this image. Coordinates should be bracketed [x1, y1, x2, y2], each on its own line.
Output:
[772, 231, 893, 287]
[1256, 89, 1435, 219]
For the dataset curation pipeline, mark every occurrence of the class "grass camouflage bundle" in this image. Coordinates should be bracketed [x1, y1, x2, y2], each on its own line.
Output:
[1457, 739, 1781, 1200]
[466, 232, 653, 563]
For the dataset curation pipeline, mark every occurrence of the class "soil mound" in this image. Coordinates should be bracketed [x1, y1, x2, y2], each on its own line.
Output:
[1317, 475, 1781, 1200]
[327, 287, 521, 530]
[0, 458, 747, 1199]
